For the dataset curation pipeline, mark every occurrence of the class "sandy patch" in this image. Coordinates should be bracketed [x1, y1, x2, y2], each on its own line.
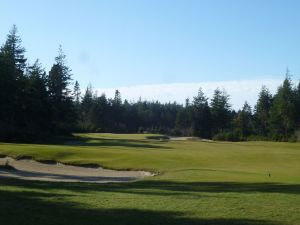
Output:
[0, 157, 153, 183]
[170, 137, 213, 142]
[170, 137, 192, 141]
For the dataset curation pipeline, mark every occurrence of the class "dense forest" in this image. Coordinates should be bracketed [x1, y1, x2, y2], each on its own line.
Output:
[1, 26, 300, 142]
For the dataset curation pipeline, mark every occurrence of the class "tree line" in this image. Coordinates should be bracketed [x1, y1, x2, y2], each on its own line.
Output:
[1, 26, 300, 142]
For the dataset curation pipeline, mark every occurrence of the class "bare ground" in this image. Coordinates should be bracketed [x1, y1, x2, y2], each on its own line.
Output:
[0, 157, 153, 183]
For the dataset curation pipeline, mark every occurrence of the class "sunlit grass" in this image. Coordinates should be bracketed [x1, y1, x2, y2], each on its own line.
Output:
[0, 133, 299, 225]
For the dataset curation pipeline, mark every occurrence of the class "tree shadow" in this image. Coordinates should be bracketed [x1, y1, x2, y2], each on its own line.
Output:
[1, 179, 299, 197]
[63, 136, 172, 149]
[128, 180, 300, 195]
[0, 187, 281, 225]
[1, 135, 172, 150]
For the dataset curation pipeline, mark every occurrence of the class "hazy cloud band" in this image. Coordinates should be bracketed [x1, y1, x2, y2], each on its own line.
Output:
[96, 79, 285, 110]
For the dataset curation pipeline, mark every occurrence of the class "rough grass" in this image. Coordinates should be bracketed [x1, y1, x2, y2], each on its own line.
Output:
[0, 133, 299, 225]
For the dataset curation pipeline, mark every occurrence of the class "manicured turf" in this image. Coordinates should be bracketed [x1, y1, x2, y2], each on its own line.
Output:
[0, 133, 299, 225]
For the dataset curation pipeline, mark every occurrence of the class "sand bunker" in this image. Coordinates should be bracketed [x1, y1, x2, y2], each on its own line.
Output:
[170, 137, 213, 142]
[170, 137, 192, 141]
[0, 157, 153, 183]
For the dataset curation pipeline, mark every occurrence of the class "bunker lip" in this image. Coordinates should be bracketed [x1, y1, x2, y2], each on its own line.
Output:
[0, 156, 154, 183]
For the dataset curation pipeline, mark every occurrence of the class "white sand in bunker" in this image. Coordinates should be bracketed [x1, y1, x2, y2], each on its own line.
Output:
[0, 157, 154, 183]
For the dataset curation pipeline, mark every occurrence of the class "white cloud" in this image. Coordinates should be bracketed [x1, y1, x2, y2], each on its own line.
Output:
[95, 79, 284, 110]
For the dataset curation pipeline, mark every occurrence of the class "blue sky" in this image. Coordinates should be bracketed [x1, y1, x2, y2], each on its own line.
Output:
[1, 0, 300, 108]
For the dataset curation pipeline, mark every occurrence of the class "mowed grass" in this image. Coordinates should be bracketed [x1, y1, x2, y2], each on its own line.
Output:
[0, 133, 299, 225]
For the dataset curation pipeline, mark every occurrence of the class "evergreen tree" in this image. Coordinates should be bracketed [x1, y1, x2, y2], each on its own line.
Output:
[23, 60, 51, 137]
[0, 25, 27, 139]
[192, 88, 211, 138]
[72, 80, 81, 126]
[79, 84, 95, 131]
[81, 84, 93, 111]
[234, 101, 254, 138]
[48, 46, 72, 99]
[296, 81, 300, 129]
[0, 25, 26, 73]
[254, 86, 272, 136]
[112, 90, 123, 131]
[269, 75, 297, 139]
[48, 46, 75, 134]
[210, 88, 232, 134]
[2, 25, 300, 142]
[175, 108, 192, 136]
[185, 98, 190, 107]
[73, 80, 81, 105]
[113, 90, 122, 105]
[94, 94, 110, 132]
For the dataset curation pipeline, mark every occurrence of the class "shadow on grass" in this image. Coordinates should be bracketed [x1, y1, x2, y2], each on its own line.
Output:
[1, 178, 299, 197]
[1, 135, 172, 150]
[0, 186, 281, 225]
[63, 136, 172, 149]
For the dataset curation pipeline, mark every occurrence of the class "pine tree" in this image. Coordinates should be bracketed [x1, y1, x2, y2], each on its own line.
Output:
[0, 25, 26, 73]
[112, 90, 123, 131]
[254, 85, 272, 136]
[24, 60, 51, 136]
[270, 75, 297, 139]
[210, 88, 232, 134]
[175, 108, 192, 136]
[192, 88, 211, 138]
[296, 81, 300, 129]
[93, 94, 109, 132]
[113, 90, 122, 105]
[0, 25, 27, 139]
[73, 80, 81, 105]
[48, 45, 72, 99]
[48, 46, 75, 134]
[234, 101, 254, 138]
[81, 84, 93, 110]
[78, 84, 94, 131]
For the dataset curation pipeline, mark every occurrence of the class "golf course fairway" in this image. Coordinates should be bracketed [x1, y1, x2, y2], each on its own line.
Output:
[0, 133, 299, 225]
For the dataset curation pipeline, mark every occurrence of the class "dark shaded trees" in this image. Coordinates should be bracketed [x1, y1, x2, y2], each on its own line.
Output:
[1, 25, 26, 72]
[78, 84, 95, 131]
[175, 108, 193, 136]
[1, 25, 300, 142]
[295, 81, 300, 130]
[192, 89, 211, 138]
[254, 86, 272, 136]
[23, 60, 51, 137]
[73, 81, 81, 106]
[111, 90, 124, 132]
[210, 88, 232, 134]
[0, 25, 27, 139]
[48, 46, 76, 134]
[269, 76, 297, 139]
[234, 101, 254, 138]
[175, 98, 193, 136]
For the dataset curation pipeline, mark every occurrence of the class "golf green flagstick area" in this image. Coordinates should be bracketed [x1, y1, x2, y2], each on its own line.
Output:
[0, 133, 299, 225]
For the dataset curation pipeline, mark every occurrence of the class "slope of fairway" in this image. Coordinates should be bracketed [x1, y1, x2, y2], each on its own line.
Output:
[0, 133, 299, 225]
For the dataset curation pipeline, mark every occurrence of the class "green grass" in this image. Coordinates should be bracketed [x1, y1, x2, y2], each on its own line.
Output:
[0, 133, 299, 225]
